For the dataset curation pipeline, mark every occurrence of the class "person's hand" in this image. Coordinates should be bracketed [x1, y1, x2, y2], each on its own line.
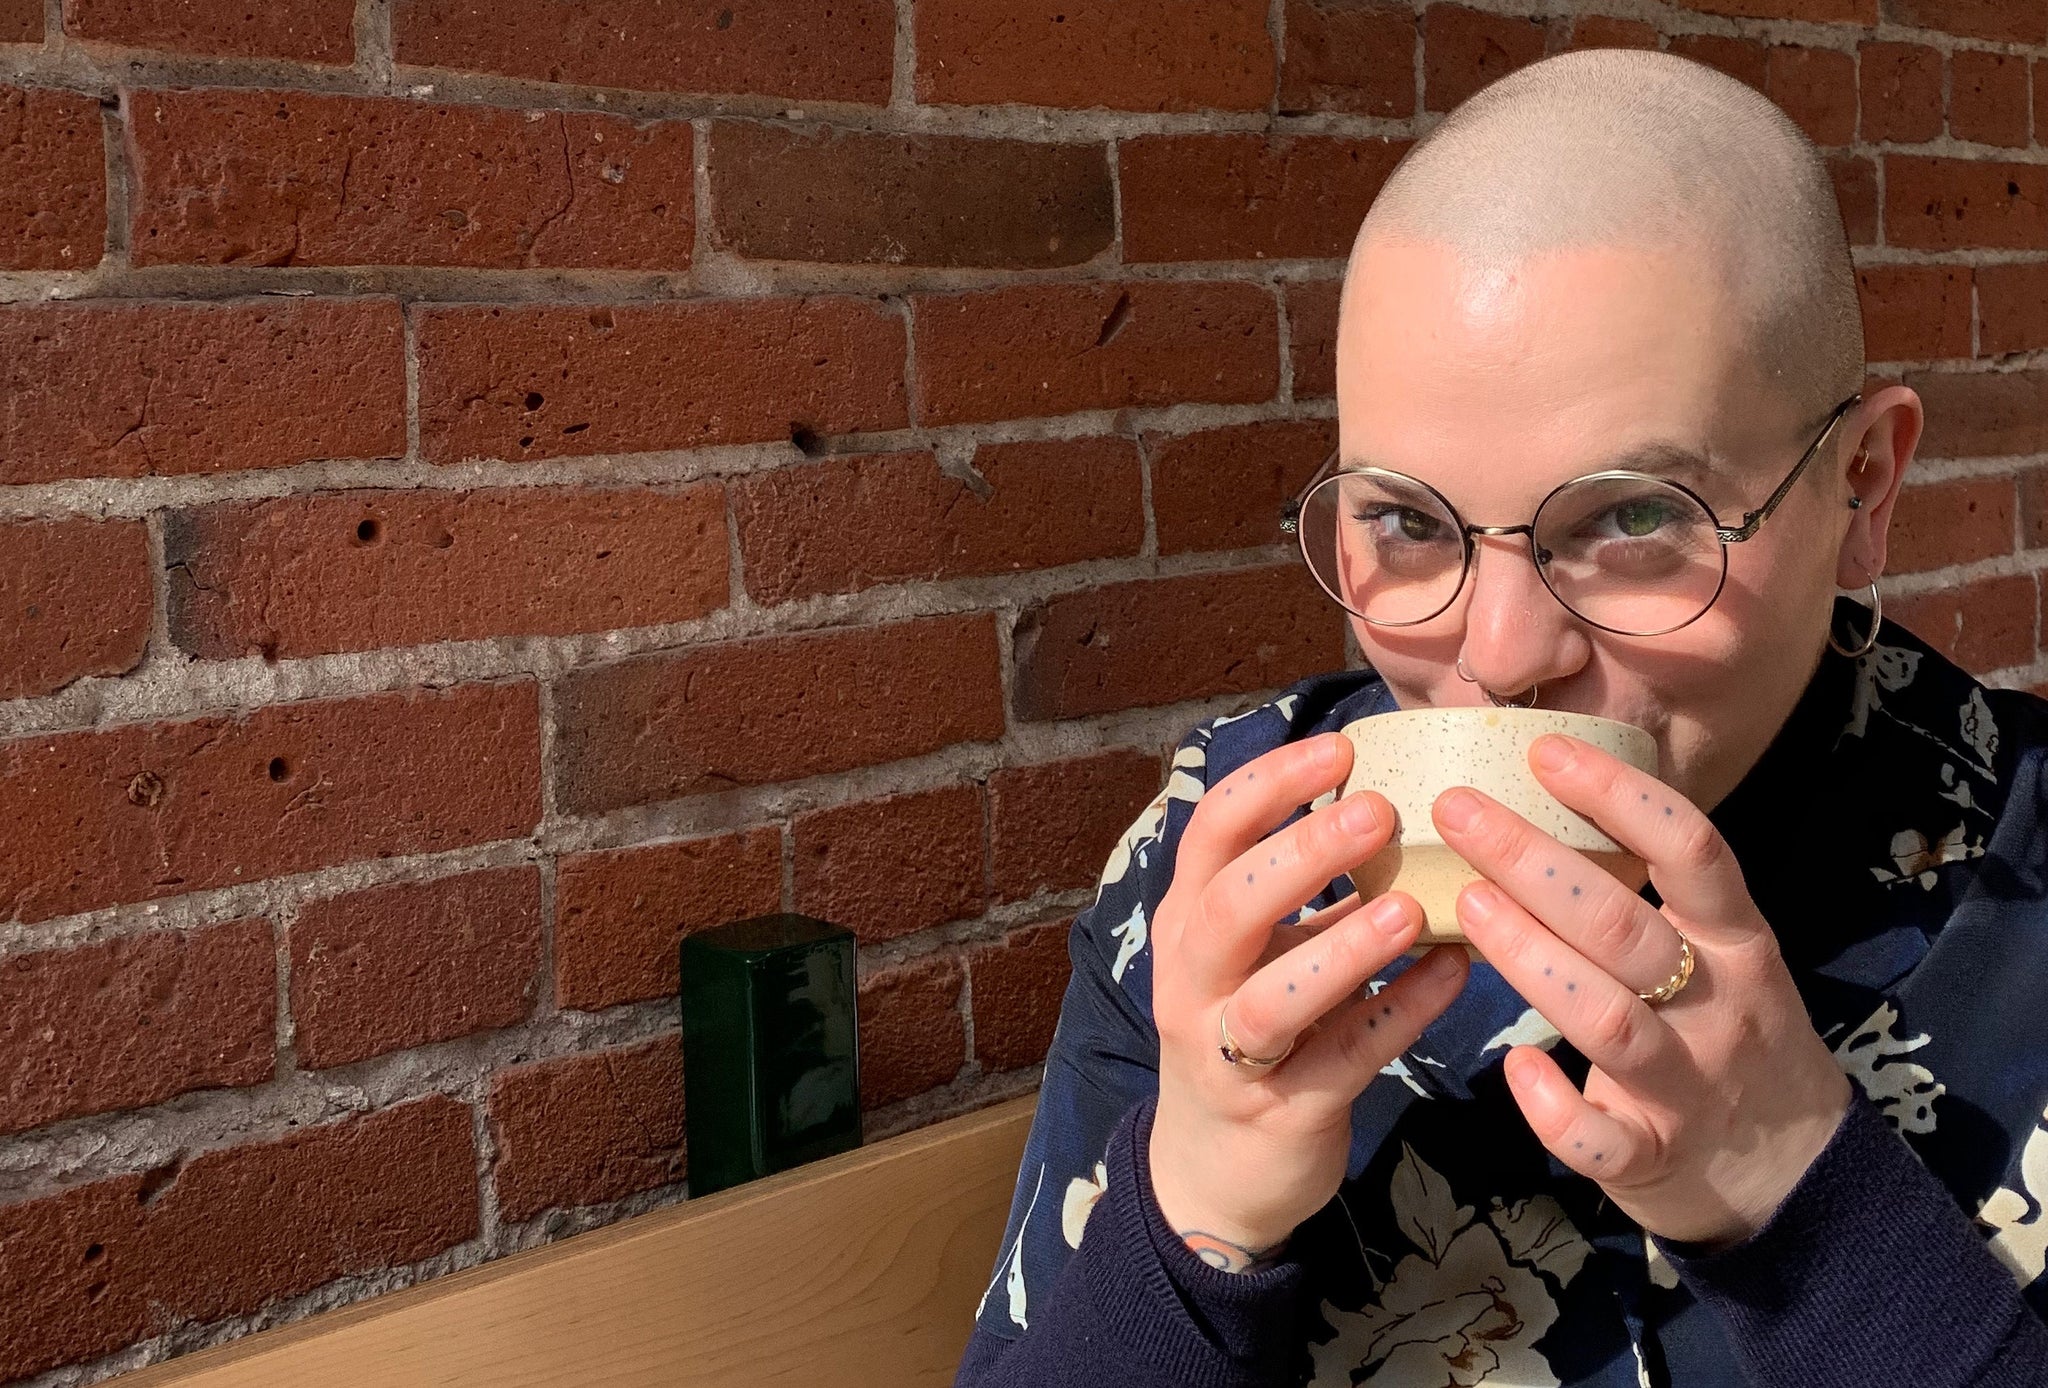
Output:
[1147, 732, 1471, 1271]
[1434, 732, 1852, 1248]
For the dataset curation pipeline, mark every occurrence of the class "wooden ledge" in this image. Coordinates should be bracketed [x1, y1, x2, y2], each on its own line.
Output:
[115, 1094, 1036, 1388]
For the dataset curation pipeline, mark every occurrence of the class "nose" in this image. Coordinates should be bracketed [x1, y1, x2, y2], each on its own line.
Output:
[1451, 534, 1592, 696]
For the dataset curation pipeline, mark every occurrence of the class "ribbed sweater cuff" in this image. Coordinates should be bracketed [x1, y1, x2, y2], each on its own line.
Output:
[1665, 1093, 2048, 1388]
[1075, 1095, 1306, 1388]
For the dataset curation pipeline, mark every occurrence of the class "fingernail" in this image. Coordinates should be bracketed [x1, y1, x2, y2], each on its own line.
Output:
[1438, 788, 1481, 832]
[1461, 882, 1501, 922]
[1339, 794, 1379, 837]
[1315, 734, 1345, 766]
[1367, 895, 1410, 936]
[1532, 736, 1573, 773]
[1418, 946, 1465, 981]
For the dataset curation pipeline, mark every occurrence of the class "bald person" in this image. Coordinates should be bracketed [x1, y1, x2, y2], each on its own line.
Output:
[954, 47, 2048, 1388]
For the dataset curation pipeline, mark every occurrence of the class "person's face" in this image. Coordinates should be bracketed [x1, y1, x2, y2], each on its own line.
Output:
[1335, 236, 1920, 810]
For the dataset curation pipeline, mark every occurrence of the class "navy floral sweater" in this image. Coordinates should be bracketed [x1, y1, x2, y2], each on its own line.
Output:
[956, 615, 2048, 1386]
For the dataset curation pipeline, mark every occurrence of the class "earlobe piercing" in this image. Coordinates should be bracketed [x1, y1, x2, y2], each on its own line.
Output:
[1848, 496, 1863, 510]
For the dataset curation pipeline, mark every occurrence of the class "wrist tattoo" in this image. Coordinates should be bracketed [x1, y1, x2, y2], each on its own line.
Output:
[1178, 1229, 1286, 1274]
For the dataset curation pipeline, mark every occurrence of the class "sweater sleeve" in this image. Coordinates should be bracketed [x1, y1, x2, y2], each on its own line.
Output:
[1664, 1092, 2048, 1388]
[953, 1095, 1306, 1388]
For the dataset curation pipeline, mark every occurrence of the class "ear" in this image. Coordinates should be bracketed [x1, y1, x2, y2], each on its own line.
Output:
[1835, 384, 1923, 591]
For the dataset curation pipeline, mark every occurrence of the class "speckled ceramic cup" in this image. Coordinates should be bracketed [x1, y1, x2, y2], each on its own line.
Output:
[1338, 708, 1658, 947]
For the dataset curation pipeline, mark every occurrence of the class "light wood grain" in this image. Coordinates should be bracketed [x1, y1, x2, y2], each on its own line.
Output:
[113, 1094, 1035, 1388]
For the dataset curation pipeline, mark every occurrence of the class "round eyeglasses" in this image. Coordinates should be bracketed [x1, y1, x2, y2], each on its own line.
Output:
[1281, 395, 1862, 638]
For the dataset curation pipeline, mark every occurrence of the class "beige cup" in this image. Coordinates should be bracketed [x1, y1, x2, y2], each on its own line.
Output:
[1338, 708, 1658, 947]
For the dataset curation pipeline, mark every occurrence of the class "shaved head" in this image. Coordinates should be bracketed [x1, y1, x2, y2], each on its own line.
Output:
[1351, 48, 1863, 424]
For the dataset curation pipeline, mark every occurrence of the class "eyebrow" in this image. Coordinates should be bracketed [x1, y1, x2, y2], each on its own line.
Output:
[1339, 440, 1725, 485]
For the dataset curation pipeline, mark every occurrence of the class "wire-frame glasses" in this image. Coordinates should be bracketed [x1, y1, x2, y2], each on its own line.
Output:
[1279, 394, 1862, 638]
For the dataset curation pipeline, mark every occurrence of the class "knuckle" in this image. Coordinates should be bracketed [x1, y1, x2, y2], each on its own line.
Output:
[1582, 887, 1645, 961]
[1672, 813, 1727, 876]
[1584, 987, 1649, 1064]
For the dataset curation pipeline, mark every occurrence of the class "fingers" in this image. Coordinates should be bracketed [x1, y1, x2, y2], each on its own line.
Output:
[1282, 946, 1471, 1094]
[1501, 1046, 1651, 1184]
[1456, 879, 1682, 1083]
[1174, 733, 1354, 893]
[1222, 893, 1424, 1064]
[1524, 735, 1761, 948]
[1432, 785, 1683, 996]
[1180, 780, 1397, 995]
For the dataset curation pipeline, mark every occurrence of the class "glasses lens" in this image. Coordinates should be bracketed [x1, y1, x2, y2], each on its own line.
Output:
[1534, 476, 1725, 635]
[1298, 471, 1466, 625]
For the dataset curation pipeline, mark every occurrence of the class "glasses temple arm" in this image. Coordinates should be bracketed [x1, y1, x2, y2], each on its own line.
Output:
[1718, 395, 1861, 543]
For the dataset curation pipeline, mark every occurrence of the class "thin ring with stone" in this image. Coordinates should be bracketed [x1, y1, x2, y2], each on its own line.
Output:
[1218, 1006, 1296, 1068]
[1456, 656, 1480, 684]
[1637, 933, 1696, 1007]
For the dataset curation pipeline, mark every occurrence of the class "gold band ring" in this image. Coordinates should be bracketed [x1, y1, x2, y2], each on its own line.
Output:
[1218, 1006, 1295, 1068]
[1637, 933, 1696, 1007]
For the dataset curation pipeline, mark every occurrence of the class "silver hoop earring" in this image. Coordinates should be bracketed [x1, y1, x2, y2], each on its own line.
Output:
[1455, 656, 1479, 683]
[1828, 581, 1882, 660]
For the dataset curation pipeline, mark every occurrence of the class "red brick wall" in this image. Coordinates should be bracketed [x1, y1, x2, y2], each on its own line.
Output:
[0, 1, 2041, 1380]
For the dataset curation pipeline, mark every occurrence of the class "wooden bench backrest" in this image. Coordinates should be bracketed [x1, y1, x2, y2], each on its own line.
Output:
[112, 1094, 1035, 1388]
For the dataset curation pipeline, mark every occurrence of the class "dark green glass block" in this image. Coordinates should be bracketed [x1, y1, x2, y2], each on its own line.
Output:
[680, 912, 861, 1197]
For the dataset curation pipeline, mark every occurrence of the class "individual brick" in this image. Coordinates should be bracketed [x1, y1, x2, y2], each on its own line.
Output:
[393, 0, 894, 104]
[0, 682, 540, 925]
[794, 785, 985, 944]
[1012, 565, 1343, 720]
[290, 868, 542, 1070]
[2019, 469, 2048, 549]
[858, 954, 966, 1109]
[1889, 573, 2037, 672]
[1950, 50, 2030, 149]
[0, 86, 105, 271]
[1881, 0, 2046, 46]
[1673, 0, 1873, 19]
[733, 439, 1142, 605]
[1151, 417, 1335, 557]
[1884, 157, 2047, 251]
[1905, 368, 2048, 458]
[989, 749, 1162, 901]
[65, 0, 352, 61]
[0, 1096, 476, 1384]
[1119, 134, 1409, 263]
[1422, 5, 1547, 113]
[1764, 45, 1856, 147]
[1885, 476, 2016, 574]
[912, 281, 1279, 426]
[707, 123, 1112, 269]
[914, 0, 1273, 112]
[1565, 15, 1658, 49]
[489, 1036, 685, 1222]
[0, 299, 405, 485]
[1977, 262, 2048, 357]
[415, 298, 907, 464]
[968, 919, 1072, 1072]
[0, 920, 274, 1138]
[1288, 279, 1342, 399]
[1, 0, 42, 41]
[1667, 34, 1768, 92]
[1860, 42, 1944, 145]
[129, 91, 693, 270]
[166, 485, 728, 660]
[1855, 264, 1973, 363]
[555, 615, 1005, 816]
[2036, 59, 2047, 147]
[0, 518, 151, 700]
[554, 828, 782, 1011]
[1829, 154, 1879, 246]
[1279, 0, 1416, 117]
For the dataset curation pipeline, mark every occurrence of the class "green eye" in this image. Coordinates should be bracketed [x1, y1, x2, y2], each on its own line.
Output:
[1612, 499, 1672, 537]
[1398, 510, 1438, 542]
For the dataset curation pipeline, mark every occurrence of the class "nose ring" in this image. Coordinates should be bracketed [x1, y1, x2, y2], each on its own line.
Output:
[1455, 655, 1539, 709]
